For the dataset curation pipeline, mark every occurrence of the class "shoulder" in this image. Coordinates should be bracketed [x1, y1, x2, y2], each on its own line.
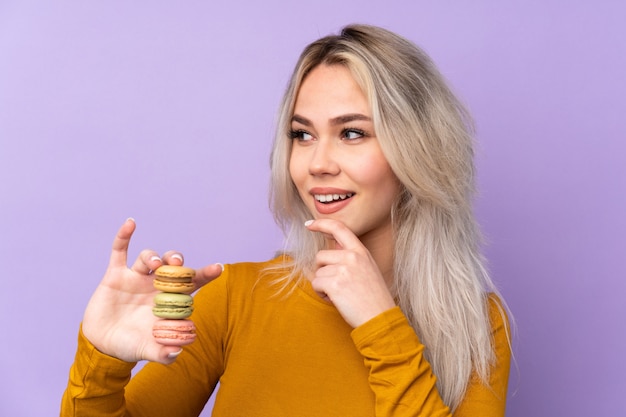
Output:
[486, 293, 511, 332]
[194, 255, 292, 301]
[486, 293, 513, 366]
[222, 254, 291, 278]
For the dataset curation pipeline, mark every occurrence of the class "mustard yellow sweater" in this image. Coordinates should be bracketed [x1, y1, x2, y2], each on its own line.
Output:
[61, 258, 510, 416]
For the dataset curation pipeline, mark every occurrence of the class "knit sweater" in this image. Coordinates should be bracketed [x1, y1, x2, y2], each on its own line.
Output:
[61, 257, 510, 416]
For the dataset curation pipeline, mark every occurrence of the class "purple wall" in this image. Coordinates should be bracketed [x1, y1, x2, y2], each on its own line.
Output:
[1, 2, 624, 416]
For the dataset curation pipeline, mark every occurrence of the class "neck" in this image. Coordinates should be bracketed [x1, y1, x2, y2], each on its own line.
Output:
[362, 227, 395, 287]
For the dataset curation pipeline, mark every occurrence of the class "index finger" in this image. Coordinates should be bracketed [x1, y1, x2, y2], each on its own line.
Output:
[304, 219, 363, 251]
[194, 262, 224, 290]
[109, 218, 137, 268]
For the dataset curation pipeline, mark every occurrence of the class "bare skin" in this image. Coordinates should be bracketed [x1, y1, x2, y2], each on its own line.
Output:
[81, 218, 222, 364]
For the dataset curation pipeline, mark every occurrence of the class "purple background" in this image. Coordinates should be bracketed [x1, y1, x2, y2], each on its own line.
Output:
[1, 1, 624, 416]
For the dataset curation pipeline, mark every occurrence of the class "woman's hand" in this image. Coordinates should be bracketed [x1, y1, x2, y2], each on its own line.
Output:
[81, 219, 222, 364]
[305, 218, 396, 328]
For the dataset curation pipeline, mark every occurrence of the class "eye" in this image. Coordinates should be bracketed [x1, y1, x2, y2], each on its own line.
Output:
[289, 129, 314, 142]
[341, 128, 366, 141]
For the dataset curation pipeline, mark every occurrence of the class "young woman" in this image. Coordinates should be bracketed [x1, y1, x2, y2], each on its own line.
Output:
[62, 24, 511, 416]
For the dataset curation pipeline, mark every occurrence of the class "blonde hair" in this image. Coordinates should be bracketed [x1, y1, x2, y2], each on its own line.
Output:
[269, 24, 507, 410]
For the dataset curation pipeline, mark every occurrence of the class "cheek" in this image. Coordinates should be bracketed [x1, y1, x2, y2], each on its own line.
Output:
[361, 158, 401, 202]
[358, 154, 396, 186]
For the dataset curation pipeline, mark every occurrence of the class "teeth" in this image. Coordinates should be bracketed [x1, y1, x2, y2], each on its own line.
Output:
[314, 193, 353, 203]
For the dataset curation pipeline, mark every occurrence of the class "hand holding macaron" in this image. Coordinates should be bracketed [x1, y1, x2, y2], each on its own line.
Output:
[81, 218, 223, 364]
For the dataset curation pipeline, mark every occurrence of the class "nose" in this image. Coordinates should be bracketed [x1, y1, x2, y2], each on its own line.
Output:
[308, 139, 340, 176]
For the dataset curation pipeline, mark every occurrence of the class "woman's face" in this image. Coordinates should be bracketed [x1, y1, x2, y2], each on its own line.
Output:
[289, 64, 401, 244]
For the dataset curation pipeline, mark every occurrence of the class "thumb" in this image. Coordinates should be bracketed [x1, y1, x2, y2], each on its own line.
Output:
[144, 344, 186, 365]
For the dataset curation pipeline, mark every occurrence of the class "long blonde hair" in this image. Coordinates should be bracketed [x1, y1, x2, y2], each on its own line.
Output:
[269, 24, 506, 410]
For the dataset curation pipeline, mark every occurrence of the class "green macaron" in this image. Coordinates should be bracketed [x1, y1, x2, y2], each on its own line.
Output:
[152, 292, 194, 319]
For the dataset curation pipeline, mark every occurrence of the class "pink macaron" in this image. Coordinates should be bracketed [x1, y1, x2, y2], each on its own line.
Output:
[152, 319, 197, 346]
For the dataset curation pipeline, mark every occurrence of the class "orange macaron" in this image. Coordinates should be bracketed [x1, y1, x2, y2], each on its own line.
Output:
[153, 265, 196, 294]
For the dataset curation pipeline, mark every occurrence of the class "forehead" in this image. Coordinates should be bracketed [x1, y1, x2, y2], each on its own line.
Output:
[294, 64, 370, 117]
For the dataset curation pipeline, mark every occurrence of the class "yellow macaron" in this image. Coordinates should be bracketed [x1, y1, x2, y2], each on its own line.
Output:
[153, 265, 196, 294]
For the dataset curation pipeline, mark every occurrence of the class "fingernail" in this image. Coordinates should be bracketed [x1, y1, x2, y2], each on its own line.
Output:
[150, 255, 162, 262]
[168, 349, 183, 359]
[171, 254, 184, 262]
[126, 217, 136, 223]
[216, 263, 224, 273]
[304, 220, 314, 227]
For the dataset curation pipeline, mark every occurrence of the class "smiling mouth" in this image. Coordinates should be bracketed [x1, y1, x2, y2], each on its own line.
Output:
[314, 193, 354, 203]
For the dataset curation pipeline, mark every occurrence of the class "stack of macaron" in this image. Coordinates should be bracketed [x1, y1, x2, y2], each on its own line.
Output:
[151, 265, 197, 346]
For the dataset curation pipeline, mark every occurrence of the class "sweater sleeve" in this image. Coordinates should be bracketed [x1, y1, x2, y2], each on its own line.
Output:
[60, 326, 137, 417]
[351, 298, 511, 417]
[351, 307, 452, 417]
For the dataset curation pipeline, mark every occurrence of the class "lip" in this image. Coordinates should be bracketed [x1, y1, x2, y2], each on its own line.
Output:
[309, 187, 355, 215]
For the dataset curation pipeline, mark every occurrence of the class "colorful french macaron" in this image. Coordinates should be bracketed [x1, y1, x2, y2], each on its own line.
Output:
[151, 265, 197, 346]
[152, 319, 196, 346]
[153, 265, 196, 294]
[152, 292, 194, 319]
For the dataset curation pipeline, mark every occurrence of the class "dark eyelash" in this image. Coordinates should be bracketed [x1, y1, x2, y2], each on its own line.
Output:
[289, 129, 307, 139]
[289, 127, 368, 140]
[342, 128, 367, 137]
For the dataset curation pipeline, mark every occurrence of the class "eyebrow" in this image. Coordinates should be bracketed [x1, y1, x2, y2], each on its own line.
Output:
[291, 113, 372, 127]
